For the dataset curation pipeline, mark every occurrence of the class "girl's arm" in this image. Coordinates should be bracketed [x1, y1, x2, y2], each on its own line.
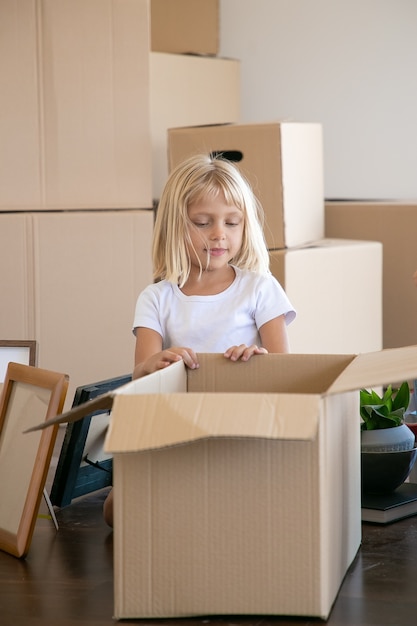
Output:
[259, 314, 290, 353]
[224, 314, 290, 362]
[133, 327, 199, 379]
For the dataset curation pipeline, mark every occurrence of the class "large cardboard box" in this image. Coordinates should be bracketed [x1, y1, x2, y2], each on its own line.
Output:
[32, 211, 154, 409]
[168, 122, 324, 249]
[0, 211, 154, 410]
[270, 239, 383, 354]
[35, 347, 417, 619]
[151, 53, 240, 199]
[111, 353, 362, 620]
[0, 0, 152, 211]
[150, 0, 219, 55]
[325, 202, 417, 349]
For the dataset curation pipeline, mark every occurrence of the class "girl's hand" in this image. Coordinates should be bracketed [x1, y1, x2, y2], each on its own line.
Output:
[223, 344, 268, 362]
[142, 347, 199, 376]
[133, 328, 199, 379]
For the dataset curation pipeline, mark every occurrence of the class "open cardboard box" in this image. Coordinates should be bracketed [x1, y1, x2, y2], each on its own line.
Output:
[30, 346, 417, 619]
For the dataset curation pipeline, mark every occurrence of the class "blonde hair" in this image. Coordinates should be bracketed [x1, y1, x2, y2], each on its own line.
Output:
[153, 153, 270, 286]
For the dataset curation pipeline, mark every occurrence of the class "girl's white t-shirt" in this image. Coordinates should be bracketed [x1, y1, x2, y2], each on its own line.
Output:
[133, 267, 296, 352]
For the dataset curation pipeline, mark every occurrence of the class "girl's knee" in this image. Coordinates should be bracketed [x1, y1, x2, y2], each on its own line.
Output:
[103, 488, 114, 528]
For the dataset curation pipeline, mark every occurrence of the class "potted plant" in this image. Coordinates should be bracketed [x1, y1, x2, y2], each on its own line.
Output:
[360, 381, 417, 494]
[360, 382, 413, 445]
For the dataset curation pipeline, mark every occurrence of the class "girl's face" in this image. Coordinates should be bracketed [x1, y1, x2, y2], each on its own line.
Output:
[186, 191, 244, 273]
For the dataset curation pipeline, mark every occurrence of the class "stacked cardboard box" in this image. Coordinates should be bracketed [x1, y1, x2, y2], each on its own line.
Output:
[150, 53, 240, 199]
[168, 122, 383, 354]
[0, 210, 154, 409]
[325, 201, 417, 349]
[169, 121, 324, 249]
[150, 0, 219, 55]
[0, 0, 152, 211]
[270, 239, 382, 354]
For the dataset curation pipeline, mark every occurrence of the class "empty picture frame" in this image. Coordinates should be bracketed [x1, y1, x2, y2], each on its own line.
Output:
[50, 373, 131, 508]
[0, 362, 68, 558]
[0, 340, 37, 383]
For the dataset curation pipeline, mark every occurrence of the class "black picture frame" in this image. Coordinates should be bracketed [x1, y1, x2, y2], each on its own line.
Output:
[50, 373, 131, 508]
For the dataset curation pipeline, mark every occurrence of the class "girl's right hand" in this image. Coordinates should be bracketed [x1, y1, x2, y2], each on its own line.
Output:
[139, 347, 199, 377]
[134, 328, 199, 379]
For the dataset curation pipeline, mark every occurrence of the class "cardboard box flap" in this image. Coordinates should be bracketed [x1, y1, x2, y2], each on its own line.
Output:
[328, 345, 417, 395]
[24, 391, 115, 433]
[116, 359, 186, 395]
[104, 392, 321, 453]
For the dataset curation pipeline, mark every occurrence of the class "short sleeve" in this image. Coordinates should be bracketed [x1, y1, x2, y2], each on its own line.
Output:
[254, 273, 296, 329]
[132, 284, 163, 336]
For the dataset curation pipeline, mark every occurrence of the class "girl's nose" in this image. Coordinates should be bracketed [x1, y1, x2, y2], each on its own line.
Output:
[209, 223, 225, 240]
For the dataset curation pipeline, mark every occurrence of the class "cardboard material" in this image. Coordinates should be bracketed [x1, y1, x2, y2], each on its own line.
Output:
[32, 210, 154, 410]
[0, 214, 33, 337]
[270, 239, 383, 354]
[150, 0, 219, 55]
[0, 211, 154, 411]
[150, 53, 240, 199]
[325, 201, 417, 349]
[31, 347, 417, 619]
[0, 1, 40, 208]
[168, 122, 324, 249]
[108, 349, 417, 620]
[1, 0, 152, 210]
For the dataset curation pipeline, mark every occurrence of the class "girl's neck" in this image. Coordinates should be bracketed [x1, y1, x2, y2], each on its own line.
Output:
[180, 265, 236, 296]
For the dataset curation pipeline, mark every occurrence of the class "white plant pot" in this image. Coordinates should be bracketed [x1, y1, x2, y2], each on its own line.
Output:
[361, 423, 415, 452]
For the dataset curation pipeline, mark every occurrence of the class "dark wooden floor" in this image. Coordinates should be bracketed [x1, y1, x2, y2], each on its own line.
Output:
[1, 485, 417, 626]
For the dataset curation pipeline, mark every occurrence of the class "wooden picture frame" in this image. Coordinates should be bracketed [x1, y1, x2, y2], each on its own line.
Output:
[0, 362, 68, 558]
[50, 373, 131, 508]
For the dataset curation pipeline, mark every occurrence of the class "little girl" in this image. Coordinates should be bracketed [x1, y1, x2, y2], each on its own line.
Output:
[103, 153, 296, 526]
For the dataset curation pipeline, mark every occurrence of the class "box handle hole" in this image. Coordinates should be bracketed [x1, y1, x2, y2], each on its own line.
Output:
[210, 150, 243, 163]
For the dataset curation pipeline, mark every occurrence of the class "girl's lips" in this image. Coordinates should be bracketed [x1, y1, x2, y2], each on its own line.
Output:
[208, 248, 227, 256]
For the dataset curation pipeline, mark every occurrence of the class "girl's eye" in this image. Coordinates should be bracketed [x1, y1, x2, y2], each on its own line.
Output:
[226, 222, 239, 227]
[194, 222, 208, 227]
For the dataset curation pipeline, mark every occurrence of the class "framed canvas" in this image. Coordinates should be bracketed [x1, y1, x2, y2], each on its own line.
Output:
[50, 373, 131, 508]
[0, 362, 68, 558]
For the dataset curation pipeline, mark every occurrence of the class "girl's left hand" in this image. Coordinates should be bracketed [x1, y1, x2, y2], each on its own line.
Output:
[224, 344, 268, 362]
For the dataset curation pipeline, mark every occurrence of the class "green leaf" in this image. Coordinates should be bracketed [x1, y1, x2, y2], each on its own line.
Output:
[359, 382, 410, 430]
[392, 381, 410, 413]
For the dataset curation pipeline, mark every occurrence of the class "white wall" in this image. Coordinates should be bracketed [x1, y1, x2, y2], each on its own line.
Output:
[219, 0, 417, 200]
